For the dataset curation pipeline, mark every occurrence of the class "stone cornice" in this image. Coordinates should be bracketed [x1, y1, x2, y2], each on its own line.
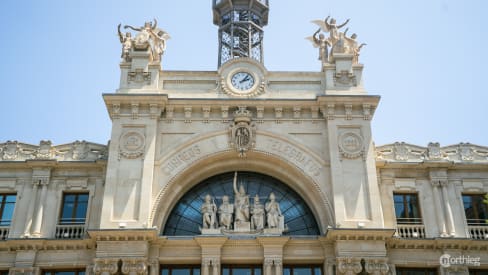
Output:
[324, 228, 396, 241]
[0, 238, 95, 252]
[87, 229, 159, 242]
[387, 238, 488, 251]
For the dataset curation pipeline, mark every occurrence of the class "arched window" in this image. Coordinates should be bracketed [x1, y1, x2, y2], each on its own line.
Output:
[163, 171, 320, 236]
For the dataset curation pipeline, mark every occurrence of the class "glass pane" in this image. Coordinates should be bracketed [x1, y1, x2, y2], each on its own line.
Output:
[54, 272, 77, 275]
[193, 268, 200, 275]
[75, 201, 88, 221]
[284, 268, 291, 275]
[5, 195, 16, 203]
[233, 268, 252, 275]
[254, 268, 261, 275]
[172, 269, 191, 275]
[0, 203, 14, 224]
[162, 268, 169, 275]
[314, 267, 322, 275]
[61, 201, 75, 221]
[293, 268, 312, 275]
[223, 268, 229, 275]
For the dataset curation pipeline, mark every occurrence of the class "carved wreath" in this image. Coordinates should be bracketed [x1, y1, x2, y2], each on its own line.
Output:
[119, 131, 145, 159]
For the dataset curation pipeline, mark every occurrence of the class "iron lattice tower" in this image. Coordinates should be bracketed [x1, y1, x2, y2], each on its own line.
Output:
[213, 0, 269, 67]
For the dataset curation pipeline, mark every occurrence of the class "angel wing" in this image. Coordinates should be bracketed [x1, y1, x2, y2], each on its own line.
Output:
[311, 19, 329, 32]
[305, 36, 319, 48]
[154, 28, 171, 40]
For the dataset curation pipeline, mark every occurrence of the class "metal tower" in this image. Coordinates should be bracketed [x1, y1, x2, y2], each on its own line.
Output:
[213, 0, 269, 67]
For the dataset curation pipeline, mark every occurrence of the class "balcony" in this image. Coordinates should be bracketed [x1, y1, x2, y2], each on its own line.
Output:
[468, 225, 488, 240]
[55, 224, 86, 239]
[395, 224, 426, 239]
[0, 226, 9, 240]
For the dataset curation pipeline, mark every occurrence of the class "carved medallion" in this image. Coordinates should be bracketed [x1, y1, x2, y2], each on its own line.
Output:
[36, 140, 55, 159]
[229, 107, 256, 157]
[427, 142, 443, 160]
[338, 132, 364, 159]
[393, 142, 409, 161]
[119, 131, 145, 159]
[459, 143, 474, 161]
[71, 141, 89, 160]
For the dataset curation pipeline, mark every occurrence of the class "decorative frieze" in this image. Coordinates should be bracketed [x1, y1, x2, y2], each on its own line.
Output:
[128, 68, 151, 84]
[344, 104, 353, 120]
[293, 106, 301, 122]
[327, 104, 335, 120]
[112, 103, 121, 119]
[362, 104, 371, 120]
[274, 107, 283, 123]
[131, 104, 139, 120]
[184, 106, 192, 123]
[376, 142, 488, 163]
[149, 104, 161, 120]
[165, 106, 174, 122]
[256, 106, 264, 123]
[202, 106, 211, 123]
[221, 106, 229, 122]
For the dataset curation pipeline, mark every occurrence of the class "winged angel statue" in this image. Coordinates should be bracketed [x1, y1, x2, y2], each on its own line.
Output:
[306, 16, 366, 66]
[118, 19, 170, 62]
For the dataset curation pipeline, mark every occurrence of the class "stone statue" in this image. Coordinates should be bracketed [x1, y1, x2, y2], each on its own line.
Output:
[251, 194, 265, 230]
[117, 24, 133, 62]
[233, 172, 250, 223]
[312, 16, 350, 46]
[343, 28, 366, 64]
[307, 28, 332, 67]
[201, 194, 217, 229]
[265, 192, 282, 228]
[124, 19, 170, 61]
[218, 195, 234, 230]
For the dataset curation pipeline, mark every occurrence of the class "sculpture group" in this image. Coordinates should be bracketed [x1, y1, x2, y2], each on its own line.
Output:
[201, 172, 285, 234]
[117, 19, 170, 62]
[307, 16, 366, 67]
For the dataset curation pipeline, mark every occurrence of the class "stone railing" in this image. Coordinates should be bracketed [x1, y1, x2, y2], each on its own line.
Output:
[395, 224, 426, 239]
[468, 225, 488, 240]
[0, 226, 9, 240]
[55, 224, 86, 239]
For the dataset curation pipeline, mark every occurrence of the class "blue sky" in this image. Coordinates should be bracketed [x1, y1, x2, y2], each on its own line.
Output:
[0, 0, 486, 147]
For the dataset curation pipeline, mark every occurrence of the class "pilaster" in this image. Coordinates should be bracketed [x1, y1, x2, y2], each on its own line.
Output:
[196, 237, 228, 275]
[257, 237, 289, 275]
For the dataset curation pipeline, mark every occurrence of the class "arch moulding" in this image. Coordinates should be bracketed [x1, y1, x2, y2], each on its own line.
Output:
[150, 130, 335, 234]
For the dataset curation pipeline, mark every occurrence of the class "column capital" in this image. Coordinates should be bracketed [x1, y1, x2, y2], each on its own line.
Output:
[337, 257, 362, 275]
[364, 258, 389, 275]
[93, 258, 119, 275]
[121, 258, 148, 275]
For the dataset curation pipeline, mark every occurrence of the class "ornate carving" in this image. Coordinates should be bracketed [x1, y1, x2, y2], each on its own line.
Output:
[293, 106, 301, 121]
[221, 106, 229, 122]
[339, 132, 364, 160]
[393, 142, 410, 161]
[94, 259, 119, 275]
[218, 195, 234, 230]
[344, 104, 353, 120]
[112, 103, 121, 119]
[128, 69, 151, 84]
[274, 107, 283, 123]
[1, 140, 20, 160]
[228, 107, 256, 157]
[311, 106, 319, 120]
[35, 140, 55, 159]
[256, 106, 264, 123]
[362, 104, 371, 120]
[121, 259, 148, 275]
[334, 70, 357, 86]
[364, 259, 389, 275]
[131, 104, 139, 120]
[119, 131, 145, 159]
[184, 106, 192, 123]
[251, 194, 265, 230]
[202, 106, 211, 123]
[165, 106, 174, 122]
[427, 142, 443, 160]
[459, 143, 474, 161]
[327, 104, 335, 120]
[71, 140, 89, 160]
[337, 258, 362, 275]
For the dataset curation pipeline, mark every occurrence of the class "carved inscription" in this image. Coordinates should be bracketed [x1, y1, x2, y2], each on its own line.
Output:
[163, 145, 201, 174]
[267, 140, 321, 176]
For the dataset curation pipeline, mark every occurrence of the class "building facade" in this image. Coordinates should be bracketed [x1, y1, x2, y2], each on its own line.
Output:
[1, 1, 488, 275]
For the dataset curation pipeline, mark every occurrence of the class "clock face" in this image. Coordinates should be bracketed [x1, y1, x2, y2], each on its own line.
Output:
[231, 72, 255, 91]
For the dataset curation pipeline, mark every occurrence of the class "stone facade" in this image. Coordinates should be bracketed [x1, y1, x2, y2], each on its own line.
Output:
[1, 1, 488, 275]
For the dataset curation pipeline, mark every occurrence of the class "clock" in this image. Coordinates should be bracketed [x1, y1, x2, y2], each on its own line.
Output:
[231, 72, 255, 91]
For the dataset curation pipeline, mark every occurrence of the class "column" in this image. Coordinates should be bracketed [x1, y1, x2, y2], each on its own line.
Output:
[264, 258, 274, 275]
[440, 180, 456, 236]
[274, 259, 282, 275]
[22, 180, 39, 237]
[202, 258, 211, 275]
[430, 180, 448, 237]
[31, 178, 49, 237]
[212, 258, 220, 275]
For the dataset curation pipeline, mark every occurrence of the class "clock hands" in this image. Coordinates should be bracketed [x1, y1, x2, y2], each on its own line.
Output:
[240, 75, 250, 83]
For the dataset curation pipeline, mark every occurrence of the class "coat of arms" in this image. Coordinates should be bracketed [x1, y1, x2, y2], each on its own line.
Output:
[229, 107, 256, 157]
